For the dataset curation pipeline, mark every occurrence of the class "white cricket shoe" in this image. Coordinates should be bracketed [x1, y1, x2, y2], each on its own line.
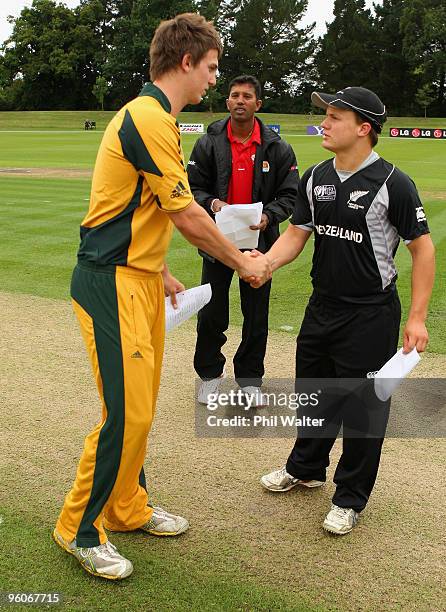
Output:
[140, 506, 189, 536]
[240, 386, 268, 408]
[197, 372, 225, 405]
[53, 529, 133, 580]
[323, 504, 359, 535]
[261, 466, 324, 492]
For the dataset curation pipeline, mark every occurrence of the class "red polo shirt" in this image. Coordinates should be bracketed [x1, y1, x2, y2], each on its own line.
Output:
[226, 118, 261, 204]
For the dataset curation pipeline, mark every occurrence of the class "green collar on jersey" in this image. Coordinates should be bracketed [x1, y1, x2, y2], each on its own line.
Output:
[139, 82, 171, 113]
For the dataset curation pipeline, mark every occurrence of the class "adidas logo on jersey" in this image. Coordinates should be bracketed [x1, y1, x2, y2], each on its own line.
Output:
[170, 180, 190, 199]
[347, 190, 369, 210]
[131, 350, 143, 359]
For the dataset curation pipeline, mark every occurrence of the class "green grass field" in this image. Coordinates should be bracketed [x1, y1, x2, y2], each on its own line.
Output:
[1, 109, 445, 131]
[0, 505, 315, 612]
[0, 111, 445, 611]
[0, 112, 444, 352]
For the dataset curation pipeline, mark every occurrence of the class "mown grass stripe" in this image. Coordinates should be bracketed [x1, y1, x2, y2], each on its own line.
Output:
[1, 131, 444, 352]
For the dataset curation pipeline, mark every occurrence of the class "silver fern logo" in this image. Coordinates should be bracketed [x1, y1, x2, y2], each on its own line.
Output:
[348, 190, 369, 210]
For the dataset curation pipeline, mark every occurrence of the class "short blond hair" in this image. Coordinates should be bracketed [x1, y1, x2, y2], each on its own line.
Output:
[149, 13, 222, 81]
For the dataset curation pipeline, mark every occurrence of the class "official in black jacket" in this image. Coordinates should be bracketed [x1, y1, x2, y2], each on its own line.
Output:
[187, 75, 299, 405]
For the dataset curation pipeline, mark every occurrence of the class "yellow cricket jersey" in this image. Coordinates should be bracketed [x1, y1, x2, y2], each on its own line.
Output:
[78, 83, 193, 272]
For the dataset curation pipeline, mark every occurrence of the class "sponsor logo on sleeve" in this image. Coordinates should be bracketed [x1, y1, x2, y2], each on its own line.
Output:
[170, 180, 190, 199]
[416, 206, 426, 222]
[314, 185, 336, 201]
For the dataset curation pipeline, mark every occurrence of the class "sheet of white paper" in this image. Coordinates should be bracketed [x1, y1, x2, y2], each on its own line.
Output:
[374, 347, 421, 401]
[165, 284, 212, 333]
[215, 201, 263, 249]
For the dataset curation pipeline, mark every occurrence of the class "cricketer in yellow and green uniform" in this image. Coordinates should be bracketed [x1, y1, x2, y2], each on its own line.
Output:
[55, 83, 193, 548]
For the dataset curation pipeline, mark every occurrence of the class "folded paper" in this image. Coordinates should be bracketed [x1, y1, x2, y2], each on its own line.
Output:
[215, 202, 263, 249]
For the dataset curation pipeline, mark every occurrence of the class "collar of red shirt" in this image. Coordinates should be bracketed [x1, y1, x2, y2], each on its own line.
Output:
[227, 118, 261, 146]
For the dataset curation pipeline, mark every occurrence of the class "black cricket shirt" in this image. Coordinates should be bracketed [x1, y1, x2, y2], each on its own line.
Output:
[291, 155, 430, 304]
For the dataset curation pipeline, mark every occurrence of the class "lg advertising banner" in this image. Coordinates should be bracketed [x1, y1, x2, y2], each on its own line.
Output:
[389, 127, 446, 139]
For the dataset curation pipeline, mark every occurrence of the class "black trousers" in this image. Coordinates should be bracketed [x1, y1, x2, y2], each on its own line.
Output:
[286, 292, 401, 512]
[194, 257, 271, 387]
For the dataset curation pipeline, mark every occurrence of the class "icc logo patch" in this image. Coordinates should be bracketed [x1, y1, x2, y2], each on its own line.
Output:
[314, 185, 336, 201]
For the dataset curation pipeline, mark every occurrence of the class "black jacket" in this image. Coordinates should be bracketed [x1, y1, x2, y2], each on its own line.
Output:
[187, 117, 299, 259]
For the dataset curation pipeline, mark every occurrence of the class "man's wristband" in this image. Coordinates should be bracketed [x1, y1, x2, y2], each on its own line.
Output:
[210, 198, 219, 214]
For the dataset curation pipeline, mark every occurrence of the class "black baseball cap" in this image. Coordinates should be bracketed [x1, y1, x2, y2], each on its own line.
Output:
[311, 86, 387, 133]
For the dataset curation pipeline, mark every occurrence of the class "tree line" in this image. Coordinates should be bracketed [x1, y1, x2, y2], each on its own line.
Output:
[0, 0, 444, 116]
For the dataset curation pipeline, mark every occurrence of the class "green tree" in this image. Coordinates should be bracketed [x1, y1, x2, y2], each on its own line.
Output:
[316, 0, 376, 93]
[0, 0, 199, 110]
[73, 0, 113, 108]
[1, 0, 79, 109]
[0, 56, 24, 110]
[401, 0, 446, 115]
[103, 0, 195, 109]
[93, 75, 109, 109]
[1, 0, 105, 109]
[372, 0, 417, 115]
[220, 0, 316, 111]
[195, 0, 226, 20]
[202, 86, 225, 113]
[415, 82, 436, 117]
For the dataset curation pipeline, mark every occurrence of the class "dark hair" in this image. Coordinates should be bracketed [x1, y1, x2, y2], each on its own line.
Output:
[354, 112, 379, 147]
[368, 127, 378, 147]
[228, 75, 262, 100]
[150, 13, 222, 81]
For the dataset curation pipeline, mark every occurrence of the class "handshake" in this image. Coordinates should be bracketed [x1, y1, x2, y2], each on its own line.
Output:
[238, 249, 273, 288]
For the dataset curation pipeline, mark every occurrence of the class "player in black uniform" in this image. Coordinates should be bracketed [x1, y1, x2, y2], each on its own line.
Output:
[257, 87, 435, 534]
